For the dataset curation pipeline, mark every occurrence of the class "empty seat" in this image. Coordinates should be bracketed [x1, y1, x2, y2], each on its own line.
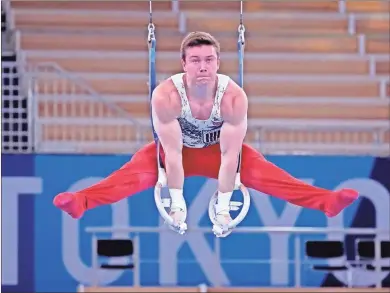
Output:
[25, 54, 371, 75]
[248, 103, 388, 120]
[21, 32, 360, 54]
[11, 0, 173, 11]
[257, 129, 389, 144]
[246, 35, 358, 54]
[305, 240, 349, 271]
[97, 239, 135, 269]
[30, 74, 384, 98]
[376, 60, 390, 75]
[219, 57, 369, 75]
[185, 13, 348, 35]
[180, 0, 341, 13]
[366, 35, 390, 54]
[32, 76, 146, 95]
[304, 240, 353, 287]
[245, 79, 382, 98]
[14, 9, 179, 31]
[38, 100, 150, 118]
[26, 55, 180, 74]
[355, 15, 390, 34]
[21, 32, 182, 51]
[178, 1, 241, 12]
[42, 123, 153, 142]
[38, 121, 389, 155]
[244, 0, 339, 12]
[346, 0, 390, 13]
[356, 240, 390, 271]
[31, 74, 385, 98]
[37, 99, 389, 120]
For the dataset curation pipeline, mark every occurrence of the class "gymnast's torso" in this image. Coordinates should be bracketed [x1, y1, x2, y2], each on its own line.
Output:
[170, 73, 230, 148]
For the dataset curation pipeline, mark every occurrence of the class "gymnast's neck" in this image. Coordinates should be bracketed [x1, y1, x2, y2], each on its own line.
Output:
[185, 75, 218, 101]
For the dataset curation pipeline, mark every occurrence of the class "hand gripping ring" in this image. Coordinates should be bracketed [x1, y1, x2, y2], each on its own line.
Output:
[154, 167, 187, 235]
[208, 173, 250, 237]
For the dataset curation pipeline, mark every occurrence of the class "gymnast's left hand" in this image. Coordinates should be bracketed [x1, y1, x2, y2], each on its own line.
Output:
[169, 188, 187, 227]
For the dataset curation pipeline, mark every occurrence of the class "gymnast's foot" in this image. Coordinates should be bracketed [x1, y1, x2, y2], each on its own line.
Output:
[53, 192, 85, 219]
[325, 188, 359, 217]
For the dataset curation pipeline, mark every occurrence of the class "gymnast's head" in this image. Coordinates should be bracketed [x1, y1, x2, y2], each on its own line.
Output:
[180, 31, 220, 86]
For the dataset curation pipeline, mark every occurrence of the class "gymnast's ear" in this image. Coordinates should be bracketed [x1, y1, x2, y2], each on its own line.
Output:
[181, 58, 187, 72]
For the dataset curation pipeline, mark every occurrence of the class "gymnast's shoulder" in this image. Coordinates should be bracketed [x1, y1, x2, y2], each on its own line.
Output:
[221, 77, 248, 121]
[151, 77, 181, 118]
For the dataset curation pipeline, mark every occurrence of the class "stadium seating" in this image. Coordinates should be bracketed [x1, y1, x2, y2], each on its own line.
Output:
[8, 0, 390, 154]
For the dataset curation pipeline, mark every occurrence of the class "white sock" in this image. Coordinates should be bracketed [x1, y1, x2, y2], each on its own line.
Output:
[216, 191, 233, 215]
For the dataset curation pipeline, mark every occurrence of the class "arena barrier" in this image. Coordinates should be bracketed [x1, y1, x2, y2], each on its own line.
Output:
[82, 226, 390, 291]
[78, 286, 390, 292]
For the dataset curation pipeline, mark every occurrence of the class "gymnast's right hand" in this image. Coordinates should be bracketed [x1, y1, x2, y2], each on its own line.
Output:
[152, 85, 187, 233]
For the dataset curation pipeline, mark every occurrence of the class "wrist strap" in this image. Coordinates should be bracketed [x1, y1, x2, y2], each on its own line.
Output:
[215, 191, 233, 214]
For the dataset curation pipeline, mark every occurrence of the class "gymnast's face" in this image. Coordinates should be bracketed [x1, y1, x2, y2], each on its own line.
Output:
[182, 45, 220, 86]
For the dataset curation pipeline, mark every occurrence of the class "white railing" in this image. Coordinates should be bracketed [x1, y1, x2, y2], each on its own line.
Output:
[171, 0, 179, 13]
[348, 13, 356, 35]
[85, 226, 390, 288]
[258, 121, 386, 155]
[25, 62, 150, 153]
[338, 0, 346, 14]
[145, 117, 390, 156]
[358, 34, 367, 55]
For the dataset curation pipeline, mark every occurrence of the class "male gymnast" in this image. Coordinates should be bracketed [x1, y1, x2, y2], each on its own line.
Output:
[53, 31, 359, 228]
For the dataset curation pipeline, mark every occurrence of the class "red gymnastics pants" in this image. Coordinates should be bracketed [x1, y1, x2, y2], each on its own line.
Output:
[53, 141, 358, 219]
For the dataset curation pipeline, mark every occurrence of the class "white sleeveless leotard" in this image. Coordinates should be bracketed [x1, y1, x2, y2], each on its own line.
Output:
[170, 73, 230, 148]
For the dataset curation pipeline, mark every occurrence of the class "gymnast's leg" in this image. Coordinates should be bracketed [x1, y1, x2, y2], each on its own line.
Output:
[162, 143, 358, 217]
[53, 142, 218, 219]
[239, 144, 359, 217]
[53, 142, 159, 219]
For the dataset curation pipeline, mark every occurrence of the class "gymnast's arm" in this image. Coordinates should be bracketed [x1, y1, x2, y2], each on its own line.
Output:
[151, 87, 184, 191]
[218, 86, 248, 193]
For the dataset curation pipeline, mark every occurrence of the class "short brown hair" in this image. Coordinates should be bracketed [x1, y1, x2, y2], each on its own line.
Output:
[180, 31, 220, 60]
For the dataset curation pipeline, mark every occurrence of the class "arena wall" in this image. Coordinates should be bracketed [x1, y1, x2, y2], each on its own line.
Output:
[2, 154, 390, 292]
